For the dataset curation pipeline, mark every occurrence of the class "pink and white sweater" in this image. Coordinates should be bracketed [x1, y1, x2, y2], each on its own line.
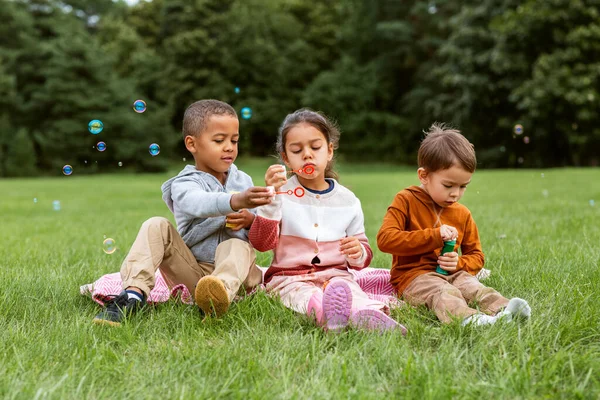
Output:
[249, 175, 373, 283]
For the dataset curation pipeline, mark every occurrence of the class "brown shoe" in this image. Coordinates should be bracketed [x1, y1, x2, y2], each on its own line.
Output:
[195, 276, 230, 317]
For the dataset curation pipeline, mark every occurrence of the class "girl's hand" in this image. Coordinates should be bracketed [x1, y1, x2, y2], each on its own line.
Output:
[340, 237, 364, 259]
[265, 164, 287, 190]
[437, 252, 459, 273]
[440, 224, 458, 242]
[225, 209, 255, 231]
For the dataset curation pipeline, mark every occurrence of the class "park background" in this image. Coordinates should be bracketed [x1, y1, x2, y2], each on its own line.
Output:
[1, 0, 600, 399]
[1, 0, 600, 176]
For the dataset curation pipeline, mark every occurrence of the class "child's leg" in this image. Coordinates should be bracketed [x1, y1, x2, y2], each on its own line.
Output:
[96, 217, 202, 326]
[449, 271, 509, 315]
[402, 273, 478, 324]
[195, 238, 261, 316]
[120, 217, 205, 297]
[330, 277, 407, 334]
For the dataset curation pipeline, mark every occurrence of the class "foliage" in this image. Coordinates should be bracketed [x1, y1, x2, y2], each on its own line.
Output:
[1, 0, 600, 176]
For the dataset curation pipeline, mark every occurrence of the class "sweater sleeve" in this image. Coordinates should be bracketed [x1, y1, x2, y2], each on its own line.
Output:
[377, 194, 444, 256]
[248, 196, 282, 252]
[171, 176, 233, 217]
[456, 213, 485, 275]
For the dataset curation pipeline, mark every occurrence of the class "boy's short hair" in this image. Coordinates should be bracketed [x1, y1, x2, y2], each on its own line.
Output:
[182, 99, 237, 140]
[418, 123, 477, 173]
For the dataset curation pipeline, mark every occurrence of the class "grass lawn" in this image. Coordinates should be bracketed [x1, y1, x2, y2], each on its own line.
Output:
[1, 160, 599, 399]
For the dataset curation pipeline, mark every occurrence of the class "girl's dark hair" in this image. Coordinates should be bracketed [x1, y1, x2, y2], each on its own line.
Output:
[276, 108, 340, 180]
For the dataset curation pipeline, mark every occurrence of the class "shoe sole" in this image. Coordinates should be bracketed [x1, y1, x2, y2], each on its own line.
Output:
[323, 281, 353, 331]
[351, 309, 407, 335]
[92, 318, 121, 327]
[195, 276, 229, 317]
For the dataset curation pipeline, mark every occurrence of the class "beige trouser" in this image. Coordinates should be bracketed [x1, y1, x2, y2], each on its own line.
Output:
[120, 217, 262, 301]
[402, 271, 509, 324]
[267, 269, 388, 315]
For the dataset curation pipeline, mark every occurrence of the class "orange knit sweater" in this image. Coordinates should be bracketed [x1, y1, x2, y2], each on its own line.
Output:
[377, 185, 484, 294]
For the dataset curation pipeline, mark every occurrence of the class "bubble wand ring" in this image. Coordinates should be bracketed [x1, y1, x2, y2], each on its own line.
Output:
[284, 165, 315, 175]
[275, 187, 305, 198]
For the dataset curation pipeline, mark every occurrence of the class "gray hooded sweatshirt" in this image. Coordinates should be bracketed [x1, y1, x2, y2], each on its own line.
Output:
[161, 164, 254, 264]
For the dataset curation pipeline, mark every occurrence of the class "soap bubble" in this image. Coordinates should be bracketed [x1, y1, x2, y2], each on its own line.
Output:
[428, 3, 437, 14]
[118, 161, 123, 167]
[523, 136, 530, 144]
[133, 99, 146, 113]
[149, 143, 160, 156]
[52, 200, 61, 211]
[88, 119, 103, 134]
[183, 157, 186, 162]
[33, 198, 38, 203]
[103, 238, 116, 254]
[234, 87, 240, 94]
[241, 107, 252, 120]
[590, 199, 595, 207]
[500, 146, 506, 152]
[541, 173, 545, 178]
[62, 165, 73, 175]
[542, 189, 549, 197]
[97, 141, 106, 152]
[517, 157, 524, 164]
[513, 124, 523, 135]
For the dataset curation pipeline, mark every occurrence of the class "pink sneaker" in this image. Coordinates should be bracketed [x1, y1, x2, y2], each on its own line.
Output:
[351, 309, 408, 335]
[307, 291, 324, 325]
[322, 280, 353, 331]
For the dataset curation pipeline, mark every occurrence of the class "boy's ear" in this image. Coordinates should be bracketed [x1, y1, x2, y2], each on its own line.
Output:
[184, 135, 197, 154]
[417, 167, 429, 185]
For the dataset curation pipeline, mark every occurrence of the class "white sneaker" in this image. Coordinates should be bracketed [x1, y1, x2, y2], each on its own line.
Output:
[462, 313, 497, 327]
[495, 298, 531, 323]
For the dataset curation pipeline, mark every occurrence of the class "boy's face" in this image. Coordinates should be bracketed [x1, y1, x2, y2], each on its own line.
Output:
[185, 115, 239, 180]
[418, 164, 472, 208]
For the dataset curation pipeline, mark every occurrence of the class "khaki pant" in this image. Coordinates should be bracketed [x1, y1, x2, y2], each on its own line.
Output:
[402, 271, 509, 324]
[120, 217, 262, 301]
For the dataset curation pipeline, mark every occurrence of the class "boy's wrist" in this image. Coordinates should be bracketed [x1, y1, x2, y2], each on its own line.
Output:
[230, 193, 241, 211]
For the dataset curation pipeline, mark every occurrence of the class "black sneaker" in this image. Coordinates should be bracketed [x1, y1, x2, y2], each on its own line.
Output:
[92, 291, 145, 326]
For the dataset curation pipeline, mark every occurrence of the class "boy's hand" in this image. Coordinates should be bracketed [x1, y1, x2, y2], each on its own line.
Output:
[225, 209, 255, 231]
[340, 236, 364, 259]
[230, 187, 273, 210]
[438, 252, 459, 273]
[440, 224, 458, 242]
[265, 164, 287, 191]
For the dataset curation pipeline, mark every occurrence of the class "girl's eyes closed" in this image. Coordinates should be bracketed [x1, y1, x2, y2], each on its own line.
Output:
[291, 146, 321, 154]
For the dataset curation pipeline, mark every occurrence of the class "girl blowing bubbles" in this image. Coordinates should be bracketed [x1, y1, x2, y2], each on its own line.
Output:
[249, 109, 407, 334]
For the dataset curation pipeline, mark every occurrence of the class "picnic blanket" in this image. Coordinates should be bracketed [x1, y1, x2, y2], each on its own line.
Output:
[80, 267, 404, 308]
[80, 267, 491, 308]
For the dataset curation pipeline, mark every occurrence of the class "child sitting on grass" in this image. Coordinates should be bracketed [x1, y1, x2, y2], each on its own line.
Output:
[377, 123, 531, 326]
[249, 109, 407, 333]
[93, 99, 272, 326]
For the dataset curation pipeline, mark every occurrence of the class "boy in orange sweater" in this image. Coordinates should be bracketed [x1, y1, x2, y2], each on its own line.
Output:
[377, 123, 531, 326]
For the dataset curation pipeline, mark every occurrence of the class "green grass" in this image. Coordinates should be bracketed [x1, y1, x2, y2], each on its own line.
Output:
[1, 161, 599, 399]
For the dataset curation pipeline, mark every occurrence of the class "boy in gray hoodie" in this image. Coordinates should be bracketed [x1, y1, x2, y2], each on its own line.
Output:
[94, 99, 273, 326]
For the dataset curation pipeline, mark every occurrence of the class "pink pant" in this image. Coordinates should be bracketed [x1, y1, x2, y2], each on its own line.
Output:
[266, 268, 388, 315]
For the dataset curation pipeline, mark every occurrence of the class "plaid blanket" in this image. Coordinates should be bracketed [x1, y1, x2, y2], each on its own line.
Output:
[80, 267, 490, 308]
